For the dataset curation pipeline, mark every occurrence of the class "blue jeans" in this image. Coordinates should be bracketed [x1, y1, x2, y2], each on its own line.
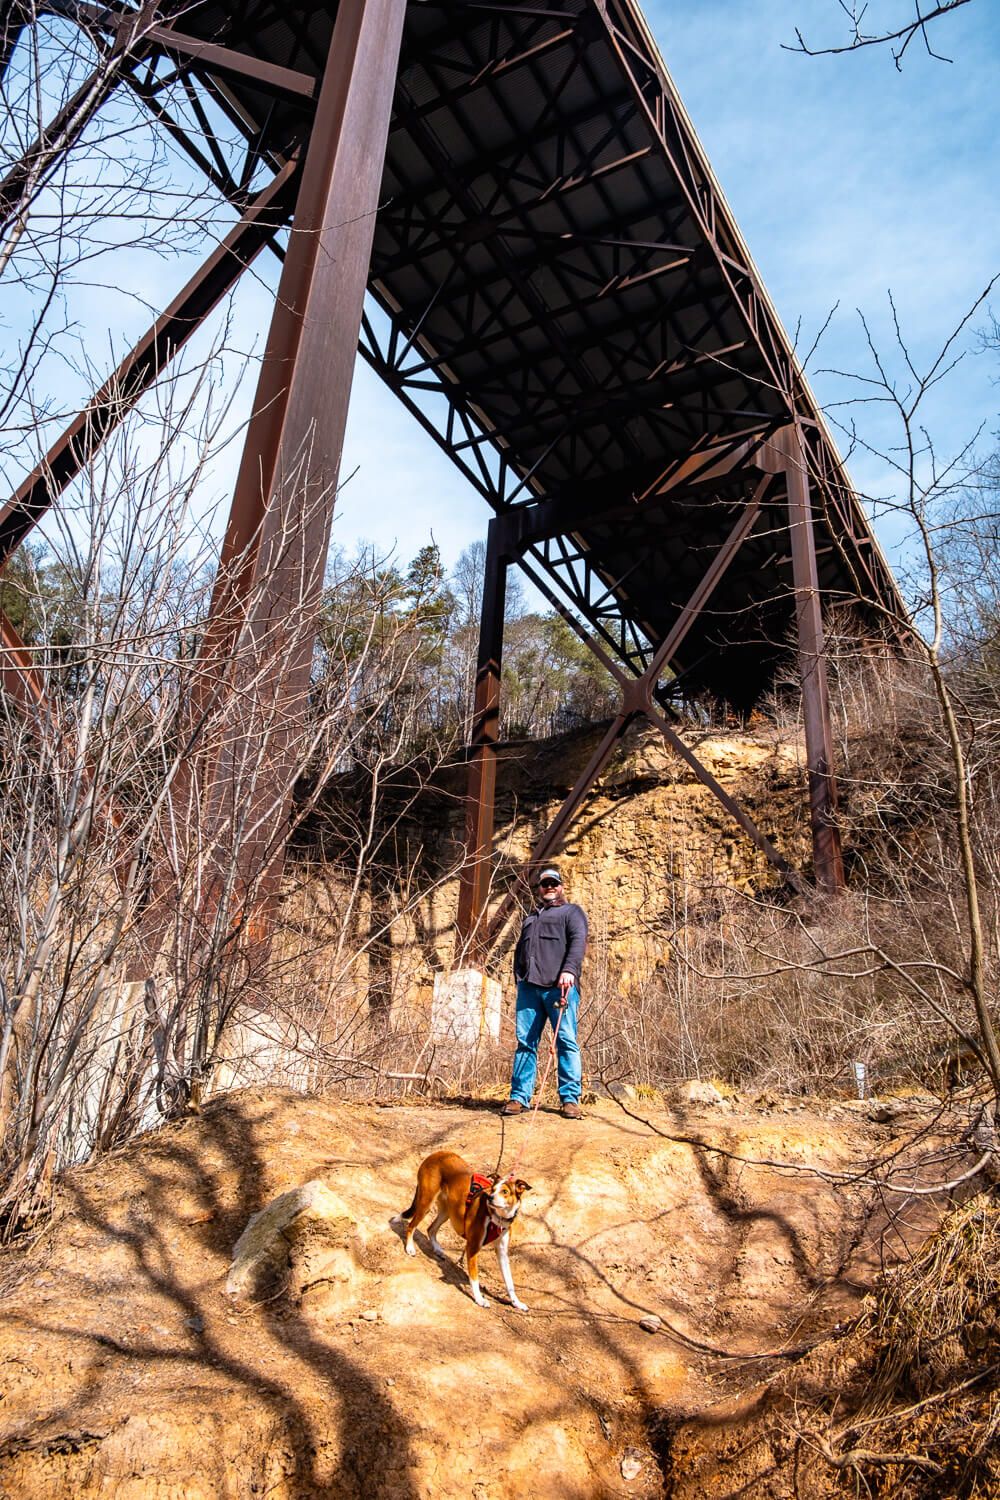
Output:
[510, 981, 582, 1105]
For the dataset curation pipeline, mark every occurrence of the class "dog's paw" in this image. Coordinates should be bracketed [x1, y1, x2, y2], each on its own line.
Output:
[430, 1240, 447, 1259]
[404, 1241, 417, 1258]
[474, 1294, 491, 1308]
[511, 1298, 529, 1312]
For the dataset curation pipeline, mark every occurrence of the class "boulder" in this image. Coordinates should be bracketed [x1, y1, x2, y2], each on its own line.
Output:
[226, 1179, 361, 1301]
[670, 1079, 729, 1109]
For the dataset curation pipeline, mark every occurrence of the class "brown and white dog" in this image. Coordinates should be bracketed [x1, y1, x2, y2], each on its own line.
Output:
[393, 1150, 530, 1310]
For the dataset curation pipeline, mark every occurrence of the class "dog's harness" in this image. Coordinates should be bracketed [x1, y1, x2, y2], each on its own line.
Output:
[466, 1172, 514, 1247]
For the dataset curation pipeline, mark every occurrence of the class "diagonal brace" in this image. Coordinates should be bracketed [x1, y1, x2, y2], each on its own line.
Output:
[509, 474, 802, 890]
[0, 159, 298, 567]
[462, 474, 806, 960]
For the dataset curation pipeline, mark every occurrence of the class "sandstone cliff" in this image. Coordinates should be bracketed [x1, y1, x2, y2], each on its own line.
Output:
[284, 719, 813, 1017]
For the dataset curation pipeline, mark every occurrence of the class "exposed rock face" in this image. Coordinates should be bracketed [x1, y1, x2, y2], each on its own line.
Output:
[286, 720, 811, 1013]
[0, 1089, 920, 1499]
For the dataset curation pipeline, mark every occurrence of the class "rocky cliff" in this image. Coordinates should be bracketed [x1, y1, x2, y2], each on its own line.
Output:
[284, 719, 812, 1016]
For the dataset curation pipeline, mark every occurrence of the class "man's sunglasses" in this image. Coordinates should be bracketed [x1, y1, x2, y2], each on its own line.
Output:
[538, 878, 560, 889]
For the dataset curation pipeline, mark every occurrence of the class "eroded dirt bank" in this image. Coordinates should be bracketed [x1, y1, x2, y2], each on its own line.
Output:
[0, 1089, 939, 1498]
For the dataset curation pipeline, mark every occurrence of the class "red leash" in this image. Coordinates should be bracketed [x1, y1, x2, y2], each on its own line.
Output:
[499, 982, 568, 1183]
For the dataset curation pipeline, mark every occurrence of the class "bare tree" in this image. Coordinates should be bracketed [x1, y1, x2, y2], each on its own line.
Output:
[787, 0, 974, 69]
[819, 282, 1000, 1094]
[617, 287, 1000, 1193]
[0, 347, 484, 1223]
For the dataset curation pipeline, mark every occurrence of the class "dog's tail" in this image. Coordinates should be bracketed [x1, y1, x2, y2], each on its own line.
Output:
[399, 1191, 417, 1222]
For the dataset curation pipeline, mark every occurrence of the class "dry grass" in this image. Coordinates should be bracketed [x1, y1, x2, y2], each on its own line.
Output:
[578, 884, 980, 1097]
[781, 1194, 1000, 1497]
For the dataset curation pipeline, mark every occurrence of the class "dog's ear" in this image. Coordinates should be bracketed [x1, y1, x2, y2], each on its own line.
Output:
[514, 1179, 531, 1196]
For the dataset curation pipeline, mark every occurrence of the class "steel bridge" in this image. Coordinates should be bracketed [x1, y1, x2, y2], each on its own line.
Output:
[0, 0, 903, 949]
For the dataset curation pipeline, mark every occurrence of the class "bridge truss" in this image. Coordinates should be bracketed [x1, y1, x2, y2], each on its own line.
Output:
[0, 0, 904, 950]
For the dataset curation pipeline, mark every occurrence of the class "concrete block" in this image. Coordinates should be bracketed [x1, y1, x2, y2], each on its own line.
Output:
[430, 968, 502, 1045]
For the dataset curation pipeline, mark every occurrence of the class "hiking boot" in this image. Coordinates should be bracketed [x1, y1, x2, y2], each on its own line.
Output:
[501, 1099, 525, 1116]
[561, 1101, 583, 1119]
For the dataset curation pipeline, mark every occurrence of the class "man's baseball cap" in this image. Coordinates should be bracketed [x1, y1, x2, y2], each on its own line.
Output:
[537, 867, 562, 884]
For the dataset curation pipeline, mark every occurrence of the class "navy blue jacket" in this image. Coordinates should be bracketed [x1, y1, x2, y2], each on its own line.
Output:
[514, 901, 588, 988]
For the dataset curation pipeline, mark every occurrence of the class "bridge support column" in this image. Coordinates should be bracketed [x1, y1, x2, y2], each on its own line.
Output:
[456, 515, 509, 960]
[457, 477, 813, 965]
[150, 0, 408, 950]
[768, 425, 845, 892]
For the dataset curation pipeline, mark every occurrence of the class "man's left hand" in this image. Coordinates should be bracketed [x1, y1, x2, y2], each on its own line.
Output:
[557, 972, 575, 1005]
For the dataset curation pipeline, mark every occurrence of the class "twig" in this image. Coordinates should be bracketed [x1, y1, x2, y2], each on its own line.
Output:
[785, 1, 971, 70]
[850, 1360, 1000, 1432]
[808, 1428, 944, 1476]
[881, 1147, 993, 1195]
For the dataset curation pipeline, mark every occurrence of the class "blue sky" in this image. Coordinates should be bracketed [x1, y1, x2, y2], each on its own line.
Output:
[655, 2, 1000, 544]
[337, 0, 1000, 576]
[4, 0, 999, 585]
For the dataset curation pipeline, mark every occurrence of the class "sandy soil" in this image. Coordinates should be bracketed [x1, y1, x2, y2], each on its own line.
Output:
[0, 1088, 938, 1498]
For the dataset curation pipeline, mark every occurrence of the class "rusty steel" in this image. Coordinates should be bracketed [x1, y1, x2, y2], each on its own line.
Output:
[763, 425, 846, 891]
[1, 0, 896, 949]
[469, 472, 805, 956]
[172, 0, 409, 933]
[63, 2, 320, 102]
[528, 711, 633, 875]
[455, 516, 509, 956]
[0, 609, 45, 715]
[204, 0, 407, 673]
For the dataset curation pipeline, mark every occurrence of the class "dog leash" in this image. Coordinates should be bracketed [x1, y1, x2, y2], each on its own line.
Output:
[496, 985, 568, 1184]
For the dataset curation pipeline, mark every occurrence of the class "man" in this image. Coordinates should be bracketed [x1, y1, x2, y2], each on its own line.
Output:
[502, 866, 588, 1120]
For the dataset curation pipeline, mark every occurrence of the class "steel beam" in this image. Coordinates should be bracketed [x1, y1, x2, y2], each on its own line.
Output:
[45, 0, 319, 101]
[597, 0, 795, 411]
[455, 515, 508, 957]
[639, 473, 772, 685]
[527, 709, 634, 873]
[645, 704, 802, 891]
[153, 33, 315, 101]
[0, 610, 46, 714]
[0, 161, 298, 565]
[763, 426, 845, 891]
[466, 475, 805, 955]
[514, 482, 761, 699]
[22, 2, 304, 220]
[0, 4, 274, 240]
[511, 496, 803, 891]
[181, 0, 408, 923]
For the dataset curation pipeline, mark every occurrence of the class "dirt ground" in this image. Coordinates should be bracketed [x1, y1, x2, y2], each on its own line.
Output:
[0, 1088, 942, 1498]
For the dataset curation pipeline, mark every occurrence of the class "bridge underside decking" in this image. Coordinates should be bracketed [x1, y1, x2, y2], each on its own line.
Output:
[0, 0, 906, 926]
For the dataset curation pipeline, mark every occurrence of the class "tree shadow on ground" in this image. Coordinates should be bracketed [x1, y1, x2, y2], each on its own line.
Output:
[0, 1094, 459, 1495]
[0, 1091, 908, 1497]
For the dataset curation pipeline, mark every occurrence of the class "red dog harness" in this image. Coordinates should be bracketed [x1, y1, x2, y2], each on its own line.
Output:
[466, 1172, 503, 1247]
